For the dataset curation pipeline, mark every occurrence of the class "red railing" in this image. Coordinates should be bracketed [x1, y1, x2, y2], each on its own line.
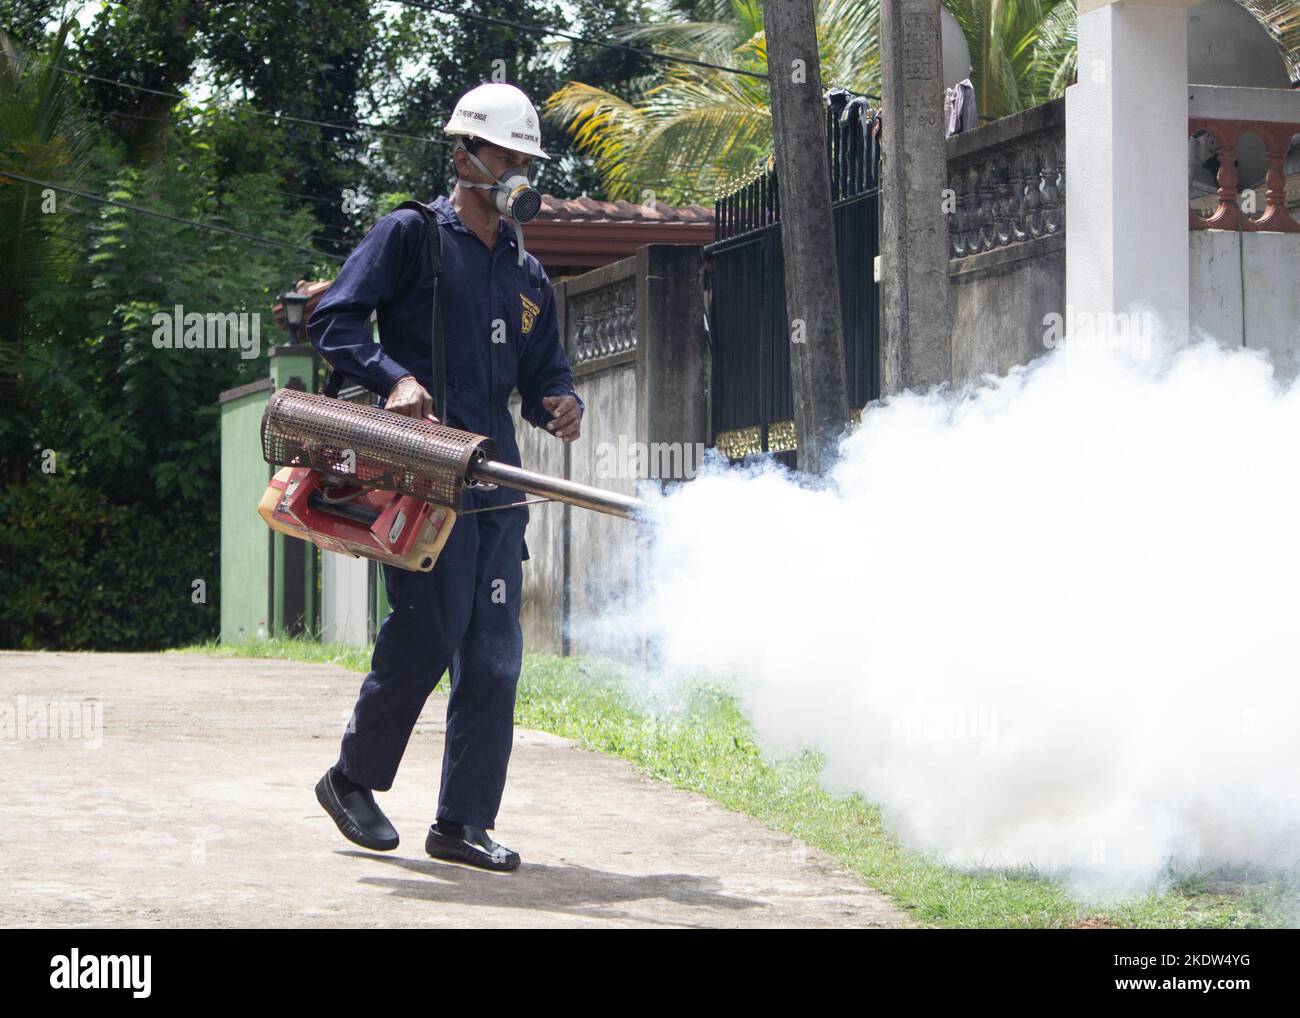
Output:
[1189, 117, 1300, 233]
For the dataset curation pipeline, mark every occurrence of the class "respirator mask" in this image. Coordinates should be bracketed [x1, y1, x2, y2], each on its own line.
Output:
[456, 140, 543, 266]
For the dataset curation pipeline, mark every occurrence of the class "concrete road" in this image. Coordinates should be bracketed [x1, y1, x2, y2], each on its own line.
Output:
[0, 651, 909, 929]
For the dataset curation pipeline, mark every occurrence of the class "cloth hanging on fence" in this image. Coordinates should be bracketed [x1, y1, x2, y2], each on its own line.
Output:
[842, 95, 873, 193]
[827, 87, 883, 194]
[871, 109, 883, 185]
[944, 78, 978, 138]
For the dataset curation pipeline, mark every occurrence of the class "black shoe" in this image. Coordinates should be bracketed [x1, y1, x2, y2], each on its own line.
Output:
[315, 768, 399, 851]
[425, 822, 521, 872]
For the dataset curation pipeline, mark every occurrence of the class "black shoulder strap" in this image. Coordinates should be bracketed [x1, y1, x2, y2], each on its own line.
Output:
[323, 201, 445, 421]
[393, 200, 446, 422]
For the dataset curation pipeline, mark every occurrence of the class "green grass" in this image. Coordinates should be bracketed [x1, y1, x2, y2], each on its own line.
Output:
[180, 636, 374, 673]
[183, 638, 1299, 928]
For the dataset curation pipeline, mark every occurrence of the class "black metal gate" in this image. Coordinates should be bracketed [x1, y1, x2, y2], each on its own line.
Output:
[704, 92, 881, 464]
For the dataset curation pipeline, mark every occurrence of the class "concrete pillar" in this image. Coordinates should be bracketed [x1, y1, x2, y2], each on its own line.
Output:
[266, 344, 316, 636]
[635, 245, 710, 470]
[1066, 0, 1197, 345]
[879, 0, 954, 393]
[763, 0, 852, 473]
[268, 342, 314, 393]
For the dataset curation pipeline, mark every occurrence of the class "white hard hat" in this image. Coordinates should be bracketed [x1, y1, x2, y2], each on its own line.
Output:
[444, 82, 550, 160]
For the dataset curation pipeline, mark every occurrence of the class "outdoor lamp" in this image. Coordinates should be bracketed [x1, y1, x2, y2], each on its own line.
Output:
[280, 289, 310, 344]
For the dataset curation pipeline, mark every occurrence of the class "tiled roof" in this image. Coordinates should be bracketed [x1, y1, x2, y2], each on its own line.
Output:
[535, 194, 713, 224]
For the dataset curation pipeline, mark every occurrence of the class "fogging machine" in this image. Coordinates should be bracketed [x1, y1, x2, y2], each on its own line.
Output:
[258, 388, 644, 571]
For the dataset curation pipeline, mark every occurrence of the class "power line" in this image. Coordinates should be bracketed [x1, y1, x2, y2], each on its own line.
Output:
[23, 56, 449, 146]
[259, 185, 352, 208]
[14, 7, 873, 190]
[10, 50, 758, 178]
[22, 52, 733, 177]
[0, 168, 343, 262]
[0, 95, 428, 223]
[0, 93, 714, 200]
[1, 95, 775, 207]
[7, 54, 729, 200]
[0, 93, 393, 156]
[384, 0, 770, 81]
[0, 95, 397, 230]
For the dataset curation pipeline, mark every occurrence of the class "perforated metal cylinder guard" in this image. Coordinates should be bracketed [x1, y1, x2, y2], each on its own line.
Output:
[261, 389, 496, 509]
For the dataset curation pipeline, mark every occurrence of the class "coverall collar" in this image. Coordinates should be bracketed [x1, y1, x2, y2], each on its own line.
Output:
[432, 194, 517, 252]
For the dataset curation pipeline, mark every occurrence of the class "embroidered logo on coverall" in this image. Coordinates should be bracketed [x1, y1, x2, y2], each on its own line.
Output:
[519, 293, 540, 335]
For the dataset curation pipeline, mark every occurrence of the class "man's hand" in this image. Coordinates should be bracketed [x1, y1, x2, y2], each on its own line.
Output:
[385, 375, 439, 422]
[542, 394, 581, 442]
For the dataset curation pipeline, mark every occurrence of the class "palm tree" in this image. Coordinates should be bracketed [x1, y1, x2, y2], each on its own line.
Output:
[543, 0, 784, 206]
[947, 0, 1077, 118]
[1239, 0, 1300, 78]
[544, 0, 1298, 206]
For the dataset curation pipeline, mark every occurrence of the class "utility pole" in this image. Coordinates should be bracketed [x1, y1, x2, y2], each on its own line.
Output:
[879, 0, 953, 393]
[763, 0, 851, 477]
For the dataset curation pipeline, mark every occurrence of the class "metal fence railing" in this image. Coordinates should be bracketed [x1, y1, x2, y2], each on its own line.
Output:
[704, 92, 881, 464]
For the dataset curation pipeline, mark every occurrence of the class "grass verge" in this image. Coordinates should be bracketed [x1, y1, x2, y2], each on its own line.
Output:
[182, 638, 1298, 929]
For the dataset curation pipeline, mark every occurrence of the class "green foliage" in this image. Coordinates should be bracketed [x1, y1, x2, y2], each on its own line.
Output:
[0, 473, 217, 650]
[545, 0, 781, 204]
[70, 0, 206, 164]
[1, 22, 317, 648]
[358, 0, 657, 206]
[198, 0, 376, 257]
[0, 19, 96, 416]
[18, 140, 318, 504]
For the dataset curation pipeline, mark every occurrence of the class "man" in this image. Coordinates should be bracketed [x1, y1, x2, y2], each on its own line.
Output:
[307, 82, 583, 872]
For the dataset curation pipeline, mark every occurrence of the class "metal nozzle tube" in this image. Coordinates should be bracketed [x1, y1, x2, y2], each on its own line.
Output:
[470, 458, 646, 519]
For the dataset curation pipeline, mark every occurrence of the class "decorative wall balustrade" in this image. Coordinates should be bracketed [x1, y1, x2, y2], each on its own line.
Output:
[946, 98, 1065, 259]
[569, 275, 638, 365]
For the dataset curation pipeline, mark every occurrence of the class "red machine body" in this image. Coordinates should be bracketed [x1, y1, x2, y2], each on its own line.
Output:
[258, 466, 455, 572]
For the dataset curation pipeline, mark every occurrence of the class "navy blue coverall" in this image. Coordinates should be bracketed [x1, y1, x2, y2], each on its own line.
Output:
[306, 195, 582, 829]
